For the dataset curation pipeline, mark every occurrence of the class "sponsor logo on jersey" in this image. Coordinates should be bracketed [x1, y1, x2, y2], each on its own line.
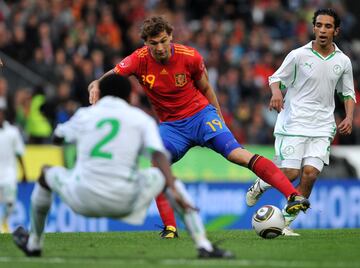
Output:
[119, 56, 132, 68]
[160, 68, 168, 75]
[175, 73, 187, 87]
[333, 64, 342, 75]
[282, 145, 295, 156]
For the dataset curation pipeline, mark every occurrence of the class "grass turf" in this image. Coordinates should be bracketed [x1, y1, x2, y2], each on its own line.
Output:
[1, 229, 360, 268]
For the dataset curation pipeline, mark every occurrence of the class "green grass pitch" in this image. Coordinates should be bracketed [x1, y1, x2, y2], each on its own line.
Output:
[1, 229, 360, 268]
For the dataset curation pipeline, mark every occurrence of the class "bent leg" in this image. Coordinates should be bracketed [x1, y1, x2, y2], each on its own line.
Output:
[228, 148, 299, 198]
[28, 167, 53, 251]
[28, 183, 52, 251]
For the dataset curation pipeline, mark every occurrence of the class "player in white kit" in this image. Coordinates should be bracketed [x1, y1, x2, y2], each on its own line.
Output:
[12, 74, 234, 259]
[246, 8, 356, 235]
[0, 100, 27, 233]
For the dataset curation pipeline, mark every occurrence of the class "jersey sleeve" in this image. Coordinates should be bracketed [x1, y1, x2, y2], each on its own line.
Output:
[190, 49, 206, 81]
[269, 50, 297, 88]
[54, 108, 86, 143]
[113, 52, 138, 76]
[336, 57, 357, 102]
[141, 115, 167, 158]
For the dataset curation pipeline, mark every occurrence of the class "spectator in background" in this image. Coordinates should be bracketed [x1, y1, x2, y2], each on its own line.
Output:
[25, 86, 52, 144]
[96, 6, 122, 53]
[7, 25, 29, 63]
[0, 77, 15, 123]
[91, 49, 106, 79]
[37, 22, 54, 65]
[0, 0, 358, 147]
[28, 48, 53, 79]
[13, 87, 31, 135]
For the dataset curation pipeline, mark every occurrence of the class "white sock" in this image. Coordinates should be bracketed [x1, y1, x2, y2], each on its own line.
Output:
[28, 183, 52, 250]
[165, 180, 213, 251]
[259, 178, 271, 191]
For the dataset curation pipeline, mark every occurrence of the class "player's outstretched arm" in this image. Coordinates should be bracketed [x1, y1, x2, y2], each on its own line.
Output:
[88, 70, 115, 104]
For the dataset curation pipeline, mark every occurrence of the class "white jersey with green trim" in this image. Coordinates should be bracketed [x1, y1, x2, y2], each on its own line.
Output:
[269, 41, 356, 138]
[54, 96, 166, 183]
[0, 121, 25, 181]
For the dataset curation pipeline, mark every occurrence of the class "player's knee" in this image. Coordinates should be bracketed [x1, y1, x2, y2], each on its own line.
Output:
[227, 148, 253, 166]
[281, 168, 300, 181]
[302, 166, 319, 183]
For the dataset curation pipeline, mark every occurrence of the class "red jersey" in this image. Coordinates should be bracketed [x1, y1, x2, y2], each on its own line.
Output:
[114, 44, 209, 122]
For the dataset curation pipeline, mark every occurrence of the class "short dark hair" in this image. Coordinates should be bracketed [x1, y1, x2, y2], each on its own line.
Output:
[140, 16, 174, 41]
[99, 74, 131, 100]
[312, 8, 340, 28]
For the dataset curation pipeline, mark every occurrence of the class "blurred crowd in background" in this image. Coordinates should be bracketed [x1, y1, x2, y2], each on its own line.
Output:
[0, 0, 359, 145]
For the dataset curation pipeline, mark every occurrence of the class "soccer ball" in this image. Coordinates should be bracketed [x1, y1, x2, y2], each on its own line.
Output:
[252, 205, 285, 239]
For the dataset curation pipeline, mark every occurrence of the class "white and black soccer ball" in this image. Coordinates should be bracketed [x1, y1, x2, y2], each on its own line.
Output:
[252, 205, 285, 239]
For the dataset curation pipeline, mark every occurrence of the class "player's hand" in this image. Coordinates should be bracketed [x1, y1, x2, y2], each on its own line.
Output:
[269, 89, 284, 113]
[88, 80, 100, 104]
[338, 117, 353, 135]
[169, 187, 199, 212]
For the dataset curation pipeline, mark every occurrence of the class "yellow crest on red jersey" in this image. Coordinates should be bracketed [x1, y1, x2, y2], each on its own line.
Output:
[175, 73, 187, 87]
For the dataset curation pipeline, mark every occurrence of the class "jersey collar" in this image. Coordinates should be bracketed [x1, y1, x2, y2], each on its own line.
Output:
[305, 41, 342, 60]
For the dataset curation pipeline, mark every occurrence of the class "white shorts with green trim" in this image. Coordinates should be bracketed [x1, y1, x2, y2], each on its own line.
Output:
[274, 135, 331, 172]
[45, 166, 165, 225]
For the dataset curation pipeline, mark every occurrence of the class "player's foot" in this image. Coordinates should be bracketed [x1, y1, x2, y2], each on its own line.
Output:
[12, 226, 41, 257]
[159, 225, 178, 239]
[246, 178, 264, 206]
[198, 244, 235, 259]
[282, 226, 300, 236]
[1, 222, 10, 233]
[285, 194, 310, 214]
[282, 209, 299, 226]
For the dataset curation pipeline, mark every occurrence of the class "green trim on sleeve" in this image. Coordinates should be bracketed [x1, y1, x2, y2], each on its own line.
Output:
[279, 82, 286, 90]
[146, 147, 156, 154]
[337, 93, 355, 102]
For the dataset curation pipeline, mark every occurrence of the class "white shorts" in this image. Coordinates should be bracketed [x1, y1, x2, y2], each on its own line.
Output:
[45, 166, 165, 225]
[0, 179, 17, 203]
[274, 135, 331, 172]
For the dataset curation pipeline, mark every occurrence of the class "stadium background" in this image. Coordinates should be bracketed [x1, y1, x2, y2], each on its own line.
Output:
[0, 0, 359, 231]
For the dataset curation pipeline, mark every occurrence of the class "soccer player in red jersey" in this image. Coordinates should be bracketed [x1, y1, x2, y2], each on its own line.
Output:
[88, 16, 310, 238]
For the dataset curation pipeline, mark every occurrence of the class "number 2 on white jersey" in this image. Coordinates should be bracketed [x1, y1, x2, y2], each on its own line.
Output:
[90, 118, 120, 159]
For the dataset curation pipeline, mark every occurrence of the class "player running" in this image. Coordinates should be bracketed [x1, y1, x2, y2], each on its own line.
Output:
[246, 8, 356, 236]
[0, 100, 27, 233]
[88, 16, 310, 238]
